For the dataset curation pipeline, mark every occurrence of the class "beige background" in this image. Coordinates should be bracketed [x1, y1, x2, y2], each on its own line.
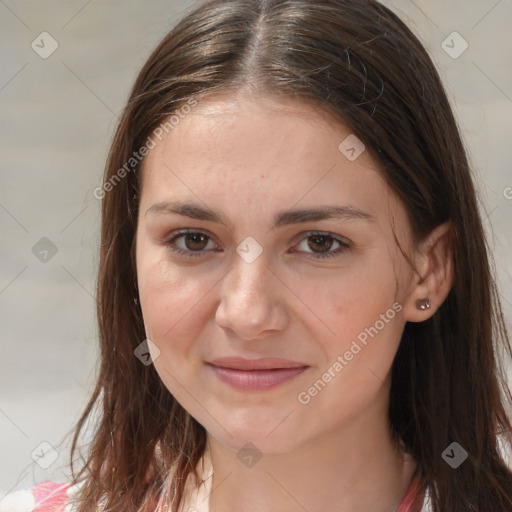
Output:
[1, 0, 511, 497]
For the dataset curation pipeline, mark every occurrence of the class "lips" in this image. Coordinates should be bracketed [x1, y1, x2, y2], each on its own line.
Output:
[208, 356, 308, 370]
[206, 356, 310, 390]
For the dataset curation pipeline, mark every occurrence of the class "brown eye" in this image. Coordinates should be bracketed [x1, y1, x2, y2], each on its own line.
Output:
[307, 234, 335, 253]
[164, 230, 350, 260]
[294, 232, 351, 260]
[182, 233, 209, 251]
[165, 230, 218, 258]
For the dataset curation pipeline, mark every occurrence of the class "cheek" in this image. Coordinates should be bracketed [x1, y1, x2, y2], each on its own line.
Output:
[137, 255, 215, 360]
[294, 258, 404, 412]
[296, 254, 400, 349]
[294, 305, 403, 430]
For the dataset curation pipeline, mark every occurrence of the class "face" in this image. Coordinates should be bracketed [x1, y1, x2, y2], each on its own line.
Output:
[135, 93, 419, 454]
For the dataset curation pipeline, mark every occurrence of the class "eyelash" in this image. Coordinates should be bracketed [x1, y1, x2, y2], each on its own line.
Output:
[163, 229, 351, 260]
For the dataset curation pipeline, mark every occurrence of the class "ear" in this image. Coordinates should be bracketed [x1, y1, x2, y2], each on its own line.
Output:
[403, 222, 454, 322]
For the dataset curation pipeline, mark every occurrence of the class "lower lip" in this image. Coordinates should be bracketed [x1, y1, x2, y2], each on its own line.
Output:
[207, 364, 309, 390]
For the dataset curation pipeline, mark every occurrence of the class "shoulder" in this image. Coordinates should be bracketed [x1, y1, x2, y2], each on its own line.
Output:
[175, 450, 213, 512]
[0, 480, 82, 512]
[421, 486, 433, 512]
[397, 475, 433, 512]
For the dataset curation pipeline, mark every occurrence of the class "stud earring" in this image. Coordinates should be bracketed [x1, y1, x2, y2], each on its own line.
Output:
[416, 297, 431, 310]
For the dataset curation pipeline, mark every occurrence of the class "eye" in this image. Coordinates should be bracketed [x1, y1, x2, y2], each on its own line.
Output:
[163, 230, 351, 260]
[292, 231, 351, 259]
[164, 230, 220, 258]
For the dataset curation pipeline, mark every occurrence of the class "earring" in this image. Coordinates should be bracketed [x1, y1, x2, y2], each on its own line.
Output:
[416, 297, 431, 310]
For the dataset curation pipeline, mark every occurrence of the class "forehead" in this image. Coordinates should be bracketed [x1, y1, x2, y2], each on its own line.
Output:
[144, 94, 347, 169]
[138, 94, 407, 233]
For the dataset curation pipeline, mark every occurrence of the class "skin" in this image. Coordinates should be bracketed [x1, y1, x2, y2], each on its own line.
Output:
[135, 91, 453, 512]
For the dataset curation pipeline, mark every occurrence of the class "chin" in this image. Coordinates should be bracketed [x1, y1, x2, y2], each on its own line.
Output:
[205, 415, 309, 455]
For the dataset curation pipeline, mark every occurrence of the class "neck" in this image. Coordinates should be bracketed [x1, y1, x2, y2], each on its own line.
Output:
[206, 386, 417, 512]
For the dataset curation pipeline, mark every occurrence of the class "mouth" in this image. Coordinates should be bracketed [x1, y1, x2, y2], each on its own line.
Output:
[206, 356, 310, 390]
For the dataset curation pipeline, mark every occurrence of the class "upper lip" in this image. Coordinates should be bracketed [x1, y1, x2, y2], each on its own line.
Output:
[207, 356, 309, 371]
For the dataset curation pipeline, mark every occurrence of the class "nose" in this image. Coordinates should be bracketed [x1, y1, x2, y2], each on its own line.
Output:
[215, 251, 289, 340]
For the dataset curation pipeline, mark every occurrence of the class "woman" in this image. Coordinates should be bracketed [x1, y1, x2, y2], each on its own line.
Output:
[2, 0, 511, 511]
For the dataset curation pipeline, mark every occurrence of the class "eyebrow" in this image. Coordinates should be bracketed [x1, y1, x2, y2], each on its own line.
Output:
[146, 200, 375, 229]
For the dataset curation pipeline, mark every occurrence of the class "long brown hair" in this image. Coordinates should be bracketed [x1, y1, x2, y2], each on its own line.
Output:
[67, 1, 512, 510]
